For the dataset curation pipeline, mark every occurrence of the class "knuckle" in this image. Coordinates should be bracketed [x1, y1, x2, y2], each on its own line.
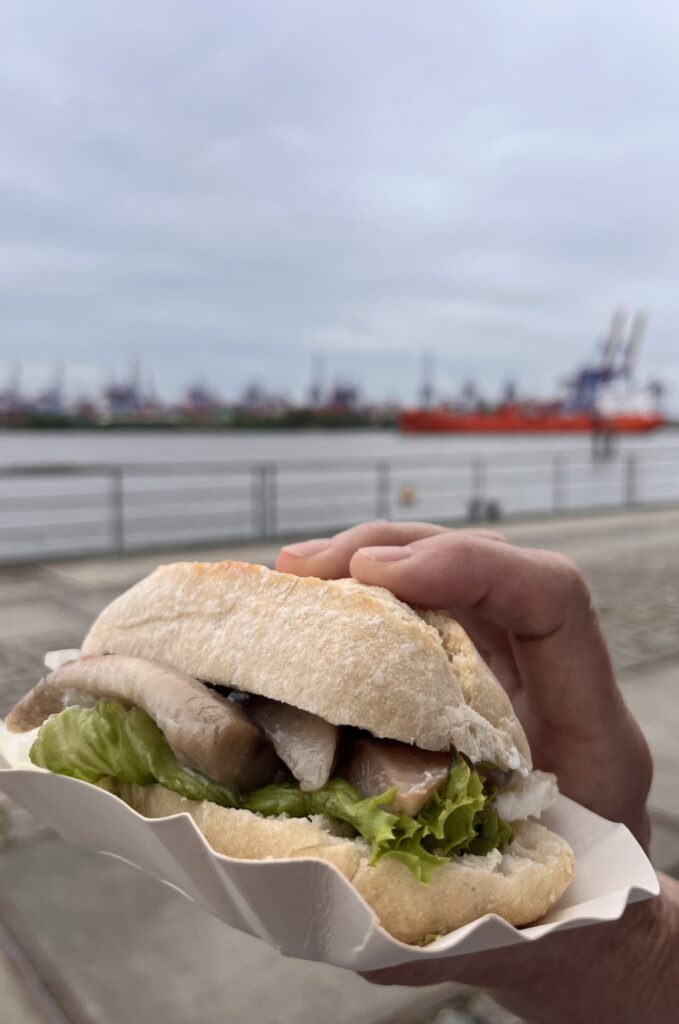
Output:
[417, 530, 485, 568]
[346, 519, 444, 549]
[358, 520, 401, 545]
[546, 552, 591, 605]
[465, 527, 508, 543]
[450, 532, 485, 558]
[336, 520, 390, 545]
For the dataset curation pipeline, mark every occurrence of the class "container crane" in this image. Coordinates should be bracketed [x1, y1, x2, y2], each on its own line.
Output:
[400, 309, 665, 433]
[600, 307, 628, 378]
[620, 310, 648, 380]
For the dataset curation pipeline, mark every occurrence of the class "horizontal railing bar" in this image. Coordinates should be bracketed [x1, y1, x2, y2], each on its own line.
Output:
[563, 480, 636, 492]
[276, 499, 384, 518]
[126, 509, 254, 528]
[122, 484, 252, 499]
[126, 512, 255, 532]
[486, 464, 620, 477]
[0, 493, 111, 512]
[625, 476, 679, 486]
[275, 485, 385, 500]
[124, 492, 252, 509]
[125, 537, 255, 550]
[632, 458, 679, 467]
[0, 464, 115, 477]
[2, 447, 677, 478]
[0, 521, 110, 540]
[276, 475, 391, 486]
[0, 515, 110, 532]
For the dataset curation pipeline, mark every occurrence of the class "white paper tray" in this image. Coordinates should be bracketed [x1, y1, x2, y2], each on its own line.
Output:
[0, 731, 659, 971]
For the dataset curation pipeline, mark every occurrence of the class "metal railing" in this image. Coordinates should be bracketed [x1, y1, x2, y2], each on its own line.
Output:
[0, 446, 678, 563]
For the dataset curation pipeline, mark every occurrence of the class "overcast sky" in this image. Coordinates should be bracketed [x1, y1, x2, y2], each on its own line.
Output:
[2, 0, 679, 408]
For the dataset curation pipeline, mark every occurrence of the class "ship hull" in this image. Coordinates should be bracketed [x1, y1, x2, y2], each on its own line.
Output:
[400, 410, 665, 434]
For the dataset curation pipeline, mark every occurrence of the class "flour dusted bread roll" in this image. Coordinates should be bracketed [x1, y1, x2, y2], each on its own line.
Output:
[8, 559, 575, 944]
[81, 560, 531, 773]
[118, 782, 574, 944]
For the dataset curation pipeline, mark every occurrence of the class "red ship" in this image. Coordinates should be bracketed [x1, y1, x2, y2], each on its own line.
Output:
[400, 407, 664, 434]
[401, 310, 666, 435]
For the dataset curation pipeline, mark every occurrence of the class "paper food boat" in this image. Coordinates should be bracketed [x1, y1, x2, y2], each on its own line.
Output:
[0, 721, 659, 972]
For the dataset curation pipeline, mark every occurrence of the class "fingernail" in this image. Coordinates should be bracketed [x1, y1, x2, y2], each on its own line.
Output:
[281, 538, 332, 557]
[358, 545, 413, 562]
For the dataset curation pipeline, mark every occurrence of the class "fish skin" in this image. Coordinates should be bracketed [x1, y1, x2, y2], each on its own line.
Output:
[5, 655, 279, 791]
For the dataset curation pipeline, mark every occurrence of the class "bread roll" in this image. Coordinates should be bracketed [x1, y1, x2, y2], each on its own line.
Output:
[83, 561, 531, 773]
[77, 561, 573, 941]
[117, 782, 575, 944]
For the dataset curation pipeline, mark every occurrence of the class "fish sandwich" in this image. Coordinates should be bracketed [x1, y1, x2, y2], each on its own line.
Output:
[6, 560, 574, 944]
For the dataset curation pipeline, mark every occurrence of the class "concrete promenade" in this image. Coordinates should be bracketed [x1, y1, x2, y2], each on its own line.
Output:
[1, 507, 678, 1024]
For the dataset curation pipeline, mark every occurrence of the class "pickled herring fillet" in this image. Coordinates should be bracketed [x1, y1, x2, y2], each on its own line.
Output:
[343, 737, 451, 816]
[5, 655, 278, 791]
[247, 696, 339, 791]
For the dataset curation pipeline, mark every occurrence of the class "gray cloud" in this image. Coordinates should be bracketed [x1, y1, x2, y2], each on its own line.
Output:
[1, 0, 678, 408]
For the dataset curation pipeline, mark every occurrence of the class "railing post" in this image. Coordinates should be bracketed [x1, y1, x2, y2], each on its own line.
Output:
[267, 463, 278, 537]
[468, 457, 486, 521]
[625, 453, 638, 507]
[552, 455, 565, 512]
[252, 463, 278, 537]
[472, 457, 486, 501]
[376, 461, 391, 520]
[253, 464, 268, 537]
[110, 467, 125, 555]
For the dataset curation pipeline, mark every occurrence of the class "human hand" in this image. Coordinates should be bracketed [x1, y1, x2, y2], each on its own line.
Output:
[277, 521, 666, 1021]
[277, 521, 652, 848]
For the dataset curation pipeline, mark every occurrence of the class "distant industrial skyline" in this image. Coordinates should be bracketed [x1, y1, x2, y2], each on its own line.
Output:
[1, 306, 668, 412]
[0, 353, 371, 416]
[0, 309, 668, 429]
[3, 2, 679, 412]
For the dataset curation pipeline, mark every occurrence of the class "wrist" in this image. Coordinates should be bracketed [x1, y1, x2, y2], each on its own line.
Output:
[490, 873, 679, 1024]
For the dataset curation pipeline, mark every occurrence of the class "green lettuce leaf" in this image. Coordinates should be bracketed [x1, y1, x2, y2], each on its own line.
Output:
[364, 760, 502, 883]
[245, 778, 399, 847]
[246, 761, 511, 885]
[30, 700, 512, 885]
[29, 700, 241, 808]
[416, 759, 487, 855]
[466, 809, 514, 856]
[372, 811, 448, 884]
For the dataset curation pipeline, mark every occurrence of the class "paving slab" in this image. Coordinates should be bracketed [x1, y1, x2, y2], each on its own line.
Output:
[43, 541, 280, 590]
[620, 660, 679, 819]
[649, 814, 679, 879]
[0, 838, 458, 1024]
[0, 601, 87, 644]
[0, 947, 45, 1024]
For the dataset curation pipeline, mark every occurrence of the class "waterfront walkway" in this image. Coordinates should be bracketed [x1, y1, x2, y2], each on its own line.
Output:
[1, 507, 678, 1024]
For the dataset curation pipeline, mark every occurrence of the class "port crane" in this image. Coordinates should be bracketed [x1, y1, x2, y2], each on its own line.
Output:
[565, 309, 653, 415]
[401, 310, 664, 433]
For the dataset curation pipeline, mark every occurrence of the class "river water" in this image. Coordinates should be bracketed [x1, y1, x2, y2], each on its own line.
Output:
[1, 426, 678, 464]
[0, 428, 677, 562]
